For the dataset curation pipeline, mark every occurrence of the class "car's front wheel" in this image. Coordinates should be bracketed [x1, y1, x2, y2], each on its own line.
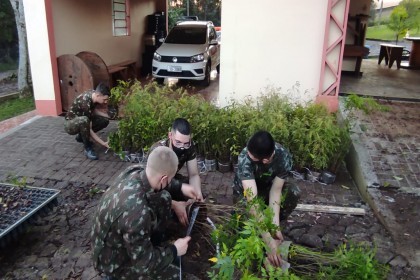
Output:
[155, 78, 164, 85]
[202, 63, 211, 87]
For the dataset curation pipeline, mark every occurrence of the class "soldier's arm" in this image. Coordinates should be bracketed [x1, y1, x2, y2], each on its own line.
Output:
[89, 124, 109, 149]
[121, 203, 177, 274]
[186, 158, 203, 200]
[269, 177, 284, 231]
[93, 108, 111, 119]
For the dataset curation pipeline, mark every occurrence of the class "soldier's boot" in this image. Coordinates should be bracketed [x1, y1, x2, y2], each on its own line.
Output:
[84, 146, 98, 160]
[85, 148, 98, 160]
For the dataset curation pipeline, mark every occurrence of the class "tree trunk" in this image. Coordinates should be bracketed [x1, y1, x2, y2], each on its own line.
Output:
[9, 0, 30, 93]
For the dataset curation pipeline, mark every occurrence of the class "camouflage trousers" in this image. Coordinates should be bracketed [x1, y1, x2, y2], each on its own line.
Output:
[233, 182, 301, 221]
[106, 191, 179, 280]
[64, 115, 109, 147]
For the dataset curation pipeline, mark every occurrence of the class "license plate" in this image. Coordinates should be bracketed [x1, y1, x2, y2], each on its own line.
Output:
[168, 66, 182, 72]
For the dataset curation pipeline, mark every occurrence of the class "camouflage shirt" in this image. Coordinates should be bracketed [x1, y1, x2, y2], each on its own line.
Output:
[149, 139, 197, 172]
[233, 143, 293, 197]
[91, 165, 177, 277]
[65, 90, 95, 120]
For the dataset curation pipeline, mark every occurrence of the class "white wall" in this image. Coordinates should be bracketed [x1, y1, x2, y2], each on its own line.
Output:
[52, 0, 157, 66]
[219, 0, 329, 106]
[23, 0, 56, 101]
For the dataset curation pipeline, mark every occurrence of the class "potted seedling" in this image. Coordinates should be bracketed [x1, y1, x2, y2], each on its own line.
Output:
[214, 108, 232, 173]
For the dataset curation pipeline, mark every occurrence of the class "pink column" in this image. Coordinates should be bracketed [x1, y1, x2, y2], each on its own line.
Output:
[316, 0, 350, 112]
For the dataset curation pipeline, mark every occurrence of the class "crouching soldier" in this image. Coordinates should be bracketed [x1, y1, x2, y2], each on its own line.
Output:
[233, 130, 301, 268]
[91, 146, 198, 279]
[64, 83, 111, 160]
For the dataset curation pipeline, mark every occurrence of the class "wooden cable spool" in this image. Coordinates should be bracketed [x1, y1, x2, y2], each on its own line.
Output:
[76, 51, 110, 87]
[57, 51, 111, 112]
[57, 54, 95, 112]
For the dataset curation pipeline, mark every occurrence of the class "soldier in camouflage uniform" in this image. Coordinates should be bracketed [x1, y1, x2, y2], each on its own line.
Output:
[148, 118, 203, 226]
[91, 146, 195, 279]
[233, 130, 301, 267]
[64, 83, 111, 160]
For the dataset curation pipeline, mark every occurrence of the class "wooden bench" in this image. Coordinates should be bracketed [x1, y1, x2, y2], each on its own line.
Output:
[108, 59, 137, 80]
[378, 44, 404, 69]
[343, 45, 370, 77]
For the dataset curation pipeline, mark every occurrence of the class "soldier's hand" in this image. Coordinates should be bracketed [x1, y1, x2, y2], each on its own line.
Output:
[266, 237, 283, 267]
[273, 230, 284, 243]
[181, 184, 200, 200]
[174, 236, 191, 256]
[172, 200, 189, 226]
[195, 189, 204, 202]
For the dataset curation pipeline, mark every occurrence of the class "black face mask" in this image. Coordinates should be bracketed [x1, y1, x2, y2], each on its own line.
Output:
[172, 145, 187, 157]
[154, 184, 163, 193]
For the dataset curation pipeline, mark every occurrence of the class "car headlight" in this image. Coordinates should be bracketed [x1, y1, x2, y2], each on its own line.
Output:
[153, 52, 161, 61]
[191, 53, 204, 63]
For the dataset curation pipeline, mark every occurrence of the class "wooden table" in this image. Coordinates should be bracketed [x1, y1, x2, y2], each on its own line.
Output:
[405, 37, 420, 69]
[378, 44, 404, 69]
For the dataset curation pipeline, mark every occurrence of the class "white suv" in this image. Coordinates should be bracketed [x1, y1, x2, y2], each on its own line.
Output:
[152, 21, 220, 86]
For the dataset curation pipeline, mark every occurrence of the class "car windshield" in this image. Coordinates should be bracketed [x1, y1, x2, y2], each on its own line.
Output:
[165, 26, 207, 44]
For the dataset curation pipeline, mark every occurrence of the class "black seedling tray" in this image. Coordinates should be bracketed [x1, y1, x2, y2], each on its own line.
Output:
[0, 183, 60, 247]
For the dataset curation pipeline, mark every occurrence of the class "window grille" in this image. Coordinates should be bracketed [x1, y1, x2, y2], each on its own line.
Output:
[112, 0, 130, 36]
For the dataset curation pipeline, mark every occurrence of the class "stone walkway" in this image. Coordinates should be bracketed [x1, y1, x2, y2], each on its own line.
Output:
[343, 99, 420, 278]
[340, 58, 420, 100]
[0, 116, 416, 279]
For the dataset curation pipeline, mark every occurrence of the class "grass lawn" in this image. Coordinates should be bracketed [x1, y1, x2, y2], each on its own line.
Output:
[0, 96, 35, 122]
[367, 24, 420, 41]
[0, 61, 17, 72]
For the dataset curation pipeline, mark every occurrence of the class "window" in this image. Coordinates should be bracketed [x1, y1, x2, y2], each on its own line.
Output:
[165, 26, 207, 44]
[112, 0, 130, 36]
[209, 27, 216, 42]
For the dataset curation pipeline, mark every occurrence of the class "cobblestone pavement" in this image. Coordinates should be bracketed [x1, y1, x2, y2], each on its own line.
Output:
[0, 116, 417, 279]
[344, 99, 420, 278]
[340, 58, 420, 100]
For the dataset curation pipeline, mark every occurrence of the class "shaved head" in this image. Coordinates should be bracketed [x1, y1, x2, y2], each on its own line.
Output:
[147, 146, 178, 177]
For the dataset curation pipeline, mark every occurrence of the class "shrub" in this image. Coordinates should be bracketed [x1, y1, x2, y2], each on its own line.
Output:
[109, 81, 351, 172]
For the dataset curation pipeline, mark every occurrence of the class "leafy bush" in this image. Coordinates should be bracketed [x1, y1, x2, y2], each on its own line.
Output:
[285, 103, 350, 172]
[109, 81, 214, 156]
[109, 81, 351, 171]
[344, 94, 388, 115]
